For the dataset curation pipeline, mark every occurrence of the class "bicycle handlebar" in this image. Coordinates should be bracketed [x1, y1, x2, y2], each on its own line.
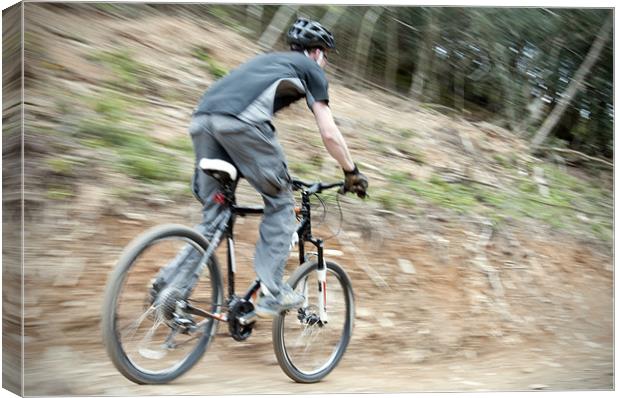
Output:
[292, 178, 344, 195]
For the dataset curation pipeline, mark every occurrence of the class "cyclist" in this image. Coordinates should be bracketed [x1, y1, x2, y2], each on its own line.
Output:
[188, 18, 368, 317]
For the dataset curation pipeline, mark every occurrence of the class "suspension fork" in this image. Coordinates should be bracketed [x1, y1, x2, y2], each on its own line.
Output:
[309, 238, 328, 324]
[298, 190, 328, 323]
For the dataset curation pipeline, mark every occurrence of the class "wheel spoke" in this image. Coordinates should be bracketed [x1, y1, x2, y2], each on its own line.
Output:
[137, 314, 169, 359]
[103, 225, 223, 383]
[119, 304, 157, 342]
[274, 261, 353, 382]
[300, 324, 322, 354]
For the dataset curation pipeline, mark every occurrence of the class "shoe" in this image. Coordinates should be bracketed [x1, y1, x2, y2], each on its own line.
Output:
[255, 284, 304, 318]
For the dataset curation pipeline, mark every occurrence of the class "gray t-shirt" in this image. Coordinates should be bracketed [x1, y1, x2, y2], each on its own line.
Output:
[194, 51, 329, 125]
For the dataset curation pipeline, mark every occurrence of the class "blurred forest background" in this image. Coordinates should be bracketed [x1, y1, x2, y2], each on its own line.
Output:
[133, 4, 614, 157]
[2, 3, 614, 394]
[14, 3, 612, 241]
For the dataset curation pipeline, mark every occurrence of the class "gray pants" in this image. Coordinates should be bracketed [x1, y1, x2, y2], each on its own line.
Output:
[189, 114, 296, 295]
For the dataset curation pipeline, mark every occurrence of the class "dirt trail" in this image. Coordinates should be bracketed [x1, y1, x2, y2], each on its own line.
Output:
[12, 5, 614, 395]
[20, 196, 613, 395]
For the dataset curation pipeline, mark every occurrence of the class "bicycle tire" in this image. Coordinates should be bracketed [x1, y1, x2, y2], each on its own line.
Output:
[272, 260, 354, 383]
[102, 224, 224, 384]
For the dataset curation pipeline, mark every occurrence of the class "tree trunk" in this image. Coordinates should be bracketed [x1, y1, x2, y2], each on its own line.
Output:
[410, 8, 437, 99]
[531, 16, 612, 149]
[454, 66, 466, 112]
[257, 5, 300, 50]
[320, 5, 345, 29]
[349, 7, 385, 85]
[523, 97, 549, 131]
[245, 5, 263, 37]
[518, 37, 563, 133]
[493, 43, 518, 130]
[384, 13, 399, 90]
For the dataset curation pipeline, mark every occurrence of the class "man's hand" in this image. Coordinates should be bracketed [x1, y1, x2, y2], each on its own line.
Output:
[341, 164, 368, 198]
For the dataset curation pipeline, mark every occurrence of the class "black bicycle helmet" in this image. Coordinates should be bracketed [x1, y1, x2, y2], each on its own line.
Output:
[287, 18, 336, 50]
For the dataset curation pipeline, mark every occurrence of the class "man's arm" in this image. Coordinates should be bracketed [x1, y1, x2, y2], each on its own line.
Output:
[311, 101, 355, 172]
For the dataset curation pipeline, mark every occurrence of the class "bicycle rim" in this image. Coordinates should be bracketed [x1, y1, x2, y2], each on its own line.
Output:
[112, 233, 220, 377]
[274, 261, 354, 382]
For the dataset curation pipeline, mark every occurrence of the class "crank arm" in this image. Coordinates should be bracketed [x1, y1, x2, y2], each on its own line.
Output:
[186, 304, 228, 322]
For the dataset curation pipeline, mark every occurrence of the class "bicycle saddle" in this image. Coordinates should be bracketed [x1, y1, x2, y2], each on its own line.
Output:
[199, 158, 238, 183]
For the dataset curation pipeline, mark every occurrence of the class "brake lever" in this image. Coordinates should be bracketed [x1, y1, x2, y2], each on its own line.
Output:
[356, 190, 369, 199]
[338, 185, 369, 199]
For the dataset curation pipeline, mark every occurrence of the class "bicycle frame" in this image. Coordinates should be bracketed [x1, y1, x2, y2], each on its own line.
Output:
[186, 181, 333, 324]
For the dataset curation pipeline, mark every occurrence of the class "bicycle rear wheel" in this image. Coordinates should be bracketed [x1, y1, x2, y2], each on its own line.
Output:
[102, 224, 223, 384]
[272, 260, 354, 383]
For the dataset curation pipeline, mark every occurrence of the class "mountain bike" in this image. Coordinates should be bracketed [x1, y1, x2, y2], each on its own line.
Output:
[102, 158, 355, 384]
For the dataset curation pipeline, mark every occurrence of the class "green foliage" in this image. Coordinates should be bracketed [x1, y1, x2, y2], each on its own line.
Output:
[55, 99, 71, 116]
[47, 156, 82, 176]
[24, 31, 44, 58]
[387, 170, 411, 185]
[207, 5, 245, 30]
[117, 147, 181, 182]
[111, 129, 182, 183]
[34, 5, 612, 244]
[192, 47, 228, 79]
[500, 166, 610, 240]
[91, 49, 149, 90]
[110, 186, 142, 201]
[591, 221, 613, 242]
[398, 129, 416, 139]
[177, 5, 612, 159]
[493, 154, 513, 169]
[408, 176, 480, 214]
[368, 134, 384, 145]
[77, 91, 183, 183]
[169, 135, 194, 155]
[385, 163, 612, 242]
[209, 63, 228, 79]
[309, 154, 324, 169]
[78, 120, 129, 148]
[94, 95, 126, 121]
[395, 142, 425, 163]
[46, 184, 74, 200]
[92, 3, 119, 14]
[309, 135, 324, 149]
[298, 5, 328, 20]
[290, 161, 312, 176]
[78, 91, 132, 147]
[517, 179, 537, 194]
[373, 189, 398, 211]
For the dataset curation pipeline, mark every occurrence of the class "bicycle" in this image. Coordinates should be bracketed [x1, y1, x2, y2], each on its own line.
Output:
[102, 158, 355, 384]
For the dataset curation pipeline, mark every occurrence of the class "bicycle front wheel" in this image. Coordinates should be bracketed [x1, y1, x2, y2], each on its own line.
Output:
[102, 224, 224, 384]
[272, 260, 354, 383]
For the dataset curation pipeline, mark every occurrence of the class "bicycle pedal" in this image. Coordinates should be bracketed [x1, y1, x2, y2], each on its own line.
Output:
[172, 314, 196, 332]
[238, 311, 257, 326]
[174, 316, 194, 325]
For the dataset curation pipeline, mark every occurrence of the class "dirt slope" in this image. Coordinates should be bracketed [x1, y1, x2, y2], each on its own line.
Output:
[12, 5, 614, 395]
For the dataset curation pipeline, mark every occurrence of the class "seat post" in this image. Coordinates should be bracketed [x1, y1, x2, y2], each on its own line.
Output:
[221, 180, 236, 204]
